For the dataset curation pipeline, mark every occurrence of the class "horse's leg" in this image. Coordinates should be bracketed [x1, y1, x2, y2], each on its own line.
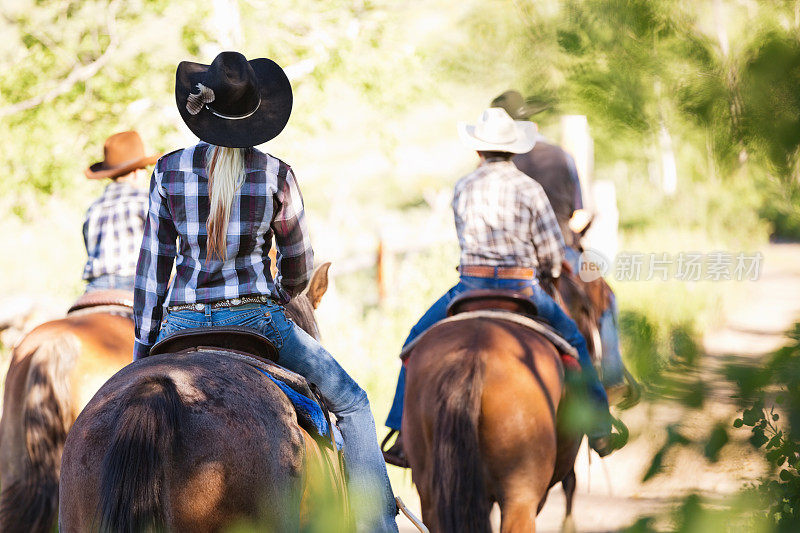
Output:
[561, 469, 577, 533]
[498, 499, 538, 533]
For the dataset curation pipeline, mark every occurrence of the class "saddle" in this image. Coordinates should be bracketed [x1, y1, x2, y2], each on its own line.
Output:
[68, 289, 134, 315]
[446, 289, 538, 317]
[443, 289, 580, 371]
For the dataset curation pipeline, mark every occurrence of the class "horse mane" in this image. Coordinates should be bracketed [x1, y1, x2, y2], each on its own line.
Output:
[0, 333, 79, 533]
[559, 271, 603, 360]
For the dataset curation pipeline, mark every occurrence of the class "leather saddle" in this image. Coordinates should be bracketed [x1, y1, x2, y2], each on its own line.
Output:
[68, 289, 134, 314]
[446, 289, 538, 317]
[150, 325, 279, 362]
[444, 289, 578, 369]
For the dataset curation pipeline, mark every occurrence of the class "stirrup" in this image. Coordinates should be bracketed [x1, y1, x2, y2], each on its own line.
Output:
[380, 429, 397, 451]
[617, 369, 642, 410]
[381, 430, 409, 468]
[610, 415, 629, 449]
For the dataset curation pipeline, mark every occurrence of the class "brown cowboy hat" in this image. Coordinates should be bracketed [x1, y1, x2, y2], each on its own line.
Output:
[175, 51, 293, 148]
[85, 131, 159, 180]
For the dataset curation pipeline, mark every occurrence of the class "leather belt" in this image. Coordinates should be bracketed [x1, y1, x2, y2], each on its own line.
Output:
[168, 294, 276, 312]
[459, 265, 536, 279]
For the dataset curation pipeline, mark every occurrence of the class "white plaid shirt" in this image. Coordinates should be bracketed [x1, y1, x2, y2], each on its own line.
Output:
[133, 143, 314, 359]
[453, 159, 565, 278]
[82, 181, 149, 280]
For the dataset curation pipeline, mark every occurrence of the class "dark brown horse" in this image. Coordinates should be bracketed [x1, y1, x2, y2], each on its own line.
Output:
[0, 303, 134, 533]
[58, 263, 347, 532]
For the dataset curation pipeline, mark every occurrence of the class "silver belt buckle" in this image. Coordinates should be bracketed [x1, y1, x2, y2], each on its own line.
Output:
[231, 298, 241, 306]
[194, 303, 204, 311]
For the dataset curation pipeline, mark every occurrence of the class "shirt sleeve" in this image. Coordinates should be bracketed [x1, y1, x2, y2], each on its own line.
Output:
[133, 166, 178, 360]
[530, 186, 566, 279]
[271, 166, 314, 303]
[565, 152, 583, 211]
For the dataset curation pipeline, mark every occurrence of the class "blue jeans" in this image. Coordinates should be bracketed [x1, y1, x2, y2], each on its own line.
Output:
[385, 274, 610, 437]
[158, 303, 399, 533]
[564, 247, 624, 387]
[84, 273, 136, 292]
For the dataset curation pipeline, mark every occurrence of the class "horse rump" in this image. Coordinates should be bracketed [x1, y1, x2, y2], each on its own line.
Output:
[0, 334, 79, 533]
[98, 376, 184, 533]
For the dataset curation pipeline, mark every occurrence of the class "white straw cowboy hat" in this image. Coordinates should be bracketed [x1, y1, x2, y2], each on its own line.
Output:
[458, 107, 538, 154]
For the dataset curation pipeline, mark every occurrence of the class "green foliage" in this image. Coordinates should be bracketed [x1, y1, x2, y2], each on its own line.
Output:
[730, 325, 800, 531]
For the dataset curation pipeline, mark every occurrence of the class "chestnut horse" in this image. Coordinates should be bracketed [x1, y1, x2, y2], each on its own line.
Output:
[58, 264, 347, 532]
[404, 316, 586, 533]
[0, 304, 133, 533]
[403, 270, 610, 532]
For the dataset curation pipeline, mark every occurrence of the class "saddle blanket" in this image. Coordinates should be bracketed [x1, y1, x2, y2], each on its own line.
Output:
[255, 367, 343, 449]
[400, 309, 579, 360]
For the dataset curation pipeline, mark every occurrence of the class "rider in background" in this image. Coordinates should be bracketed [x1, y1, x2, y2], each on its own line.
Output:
[382, 108, 619, 467]
[492, 90, 638, 404]
[82, 131, 156, 292]
[132, 52, 398, 532]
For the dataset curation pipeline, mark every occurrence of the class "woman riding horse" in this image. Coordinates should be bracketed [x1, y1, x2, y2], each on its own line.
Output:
[130, 52, 397, 532]
[383, 108, 623, 467]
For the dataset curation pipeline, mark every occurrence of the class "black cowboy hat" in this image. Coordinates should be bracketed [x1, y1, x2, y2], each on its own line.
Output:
[175, 51, 293, 148]
[491, 90, 551, 121]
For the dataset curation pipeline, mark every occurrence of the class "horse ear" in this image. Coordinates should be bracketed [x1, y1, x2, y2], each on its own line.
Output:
[306, 262, 331, 309]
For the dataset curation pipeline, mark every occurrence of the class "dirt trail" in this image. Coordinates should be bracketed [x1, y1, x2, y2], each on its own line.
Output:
[395, 243, 800, 532]
[536, 242, 800, 532]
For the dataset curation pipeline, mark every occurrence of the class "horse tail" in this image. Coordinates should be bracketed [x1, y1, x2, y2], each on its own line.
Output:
[98, 376, 183, 533]
[0, 334, 79, 533]
[431, 345, 491, 533]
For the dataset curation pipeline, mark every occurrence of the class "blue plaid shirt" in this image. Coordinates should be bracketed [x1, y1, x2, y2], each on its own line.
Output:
[133, 143, 314, 360]
[453, 159, 565, 278]
[82, 181, 149, 281]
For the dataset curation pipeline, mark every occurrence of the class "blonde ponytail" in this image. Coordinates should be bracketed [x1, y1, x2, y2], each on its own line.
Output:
[206, 145, 246, 260]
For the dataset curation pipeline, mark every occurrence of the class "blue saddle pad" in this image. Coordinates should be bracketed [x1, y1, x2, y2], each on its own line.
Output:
[255, 368, 341, 449]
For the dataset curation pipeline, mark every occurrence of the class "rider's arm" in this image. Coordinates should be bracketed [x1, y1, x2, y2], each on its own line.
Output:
[133, 165, 178, 361]
[564, 152, 583, 212]
[530, 185, 566, 279]
[271, 166, 314, 303]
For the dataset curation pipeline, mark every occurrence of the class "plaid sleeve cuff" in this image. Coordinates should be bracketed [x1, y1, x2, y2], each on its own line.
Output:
[133, 339, 152, 361]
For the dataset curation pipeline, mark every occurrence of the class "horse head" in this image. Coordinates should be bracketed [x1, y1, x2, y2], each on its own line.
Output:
[285, 262, 330, 341]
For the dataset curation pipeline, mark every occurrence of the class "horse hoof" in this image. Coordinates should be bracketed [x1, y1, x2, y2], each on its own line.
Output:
[561, 515, 576, 533]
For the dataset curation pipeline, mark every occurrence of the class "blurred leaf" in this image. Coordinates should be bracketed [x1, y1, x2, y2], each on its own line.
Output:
[704, 423, 729, 463]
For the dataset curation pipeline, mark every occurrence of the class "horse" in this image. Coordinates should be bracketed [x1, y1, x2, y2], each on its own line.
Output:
[402, 268, 612, 532]
[0, 299, 135, 533]
[58, 263, 348, 532]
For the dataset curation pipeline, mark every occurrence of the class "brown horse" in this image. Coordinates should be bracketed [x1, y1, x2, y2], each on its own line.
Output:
[402, 269, 615, 532]
[0, 303, 134, 533]
[403, 314, 582, 532]
[58, 263, 348, 532]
